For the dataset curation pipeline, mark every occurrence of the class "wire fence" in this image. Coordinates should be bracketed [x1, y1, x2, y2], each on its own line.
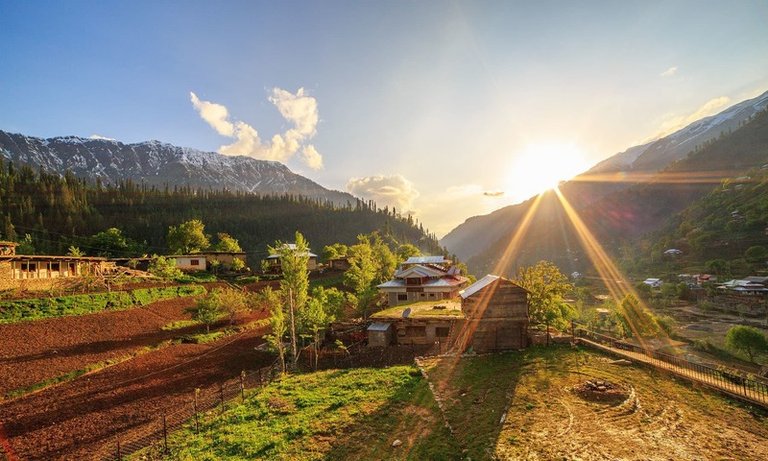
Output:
[102, 360, 280, 461]
[573, 323, 768, 409]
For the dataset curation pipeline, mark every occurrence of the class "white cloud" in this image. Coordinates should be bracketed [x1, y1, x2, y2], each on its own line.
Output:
[660, 66, 678, 77]
[301, 145, 324, 170]
[190, 92, 234, 136]
[89, 134, 116, 141]
[656, 96, 732, 137]
[346, 174, 420, 213]
[190, 88, 323, 169]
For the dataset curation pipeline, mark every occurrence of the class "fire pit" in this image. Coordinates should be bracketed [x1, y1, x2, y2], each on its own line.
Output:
[573, 379, 629, 404]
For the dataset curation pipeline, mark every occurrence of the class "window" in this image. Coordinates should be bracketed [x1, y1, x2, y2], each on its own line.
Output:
[406, 277, 422, 285]
[435, 327, 450, 337]
[21, 263, 28, 271]
[28, 263, 37, 272]
[51, 262, 60, 271]
[397, 293, 408, 301]
[191, 259, 200, 266]
[69, 263, 77, 274]
[406, 326, 426, 337]
[428, 293, 435, 298]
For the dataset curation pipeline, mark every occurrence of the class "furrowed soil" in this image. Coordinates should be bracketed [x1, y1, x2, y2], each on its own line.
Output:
[422, 346, 768, 461]
[0, 325, 273, 461]
[0, 296, 202, 396]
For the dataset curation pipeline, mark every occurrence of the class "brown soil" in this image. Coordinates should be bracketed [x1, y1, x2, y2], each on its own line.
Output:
[573, 379, 630, 404]
[0, 297, 202, 396]
[0, 325, 273, 461]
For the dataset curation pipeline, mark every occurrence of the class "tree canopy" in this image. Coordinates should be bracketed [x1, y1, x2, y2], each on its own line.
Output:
[167, 219, 210, 254]
[725, 325, 768, 362]
[514, 260, 575, 330]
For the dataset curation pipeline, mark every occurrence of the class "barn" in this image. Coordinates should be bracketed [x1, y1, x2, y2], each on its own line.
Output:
[456, 275, 530, 353]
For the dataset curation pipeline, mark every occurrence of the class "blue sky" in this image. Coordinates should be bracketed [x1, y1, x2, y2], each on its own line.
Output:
[1, 1, 767, 235]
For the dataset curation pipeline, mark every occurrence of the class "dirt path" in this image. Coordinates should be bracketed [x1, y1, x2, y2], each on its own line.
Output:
[0, 325, 273, 461]
[0, 297, 202, 396]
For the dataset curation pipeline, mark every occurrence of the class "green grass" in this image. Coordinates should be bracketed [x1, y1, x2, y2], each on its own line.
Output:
[162, 319, 202, 331]
[182, 331, 226, 344]
[137, 366, 459, 460]
[0, 285, 206, 323]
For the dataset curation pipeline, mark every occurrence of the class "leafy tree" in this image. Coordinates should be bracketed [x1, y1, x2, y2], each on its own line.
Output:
[745, 245, 768, 264]
[396, 243, 421, 262]
[148, 255, 183, 279]
[302, 287, 344, 370]
[705, 259, 729, 278]
[230, 257, 246, 272]
[259, 286, 287, 373]
[371, 234, 397, 283]
[16, 233, 35, 255]
[617, 293, 660, 337]
[344, 236, 378, 317]
[87, 227, 142, 257]
[167, 219, 210, 254]
[215, 287, 250, 324]
[214, 232, 242, 252]
[271, 231, 310, 369]
[514, 260, 575, 330]
[322, 243, 348, 261]
[67, 246, 84, 257]
[187, 291, 222, 333]
[725, 325, 768, 362]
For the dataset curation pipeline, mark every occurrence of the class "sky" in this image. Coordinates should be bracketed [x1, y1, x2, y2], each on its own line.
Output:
[1, 1, 767, 237]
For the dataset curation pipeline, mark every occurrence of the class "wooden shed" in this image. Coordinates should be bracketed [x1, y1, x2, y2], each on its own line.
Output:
[457, 275, 529, 353]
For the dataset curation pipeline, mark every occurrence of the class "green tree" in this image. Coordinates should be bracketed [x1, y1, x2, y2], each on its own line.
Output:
[147, 255, 183, 279]
[167, 219, 210, 254]
[230, 257, 246, 272]
[87, 227, 139, 257]
[322, 243, 348, 261]
[514, 260, 575, 330]
[396, 243, 421, 262]
[271, 231, 310, 369]
[259, 286, 287, 374]
[187, 291, 223, 333]
[216, 287, 249, 325]
[302, 287, 343, 370]
[725, 325, 768, 362]
[67, 246, 84, 257]
[371, 234, 397, 283]
[705, 259, 729, 278]
[745, 245, 768, 264]
[214, 232, 242, 252]
[344, 236, 378, 317]
[16, 233, 35, 255]
[618, 293, 660, 337]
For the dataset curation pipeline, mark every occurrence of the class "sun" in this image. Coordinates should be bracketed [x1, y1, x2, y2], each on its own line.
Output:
[504, 142, 589, 201]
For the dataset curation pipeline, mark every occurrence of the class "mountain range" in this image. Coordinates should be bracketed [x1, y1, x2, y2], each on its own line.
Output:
[441, 90, 768, 276]
[0, 131, 355, 205]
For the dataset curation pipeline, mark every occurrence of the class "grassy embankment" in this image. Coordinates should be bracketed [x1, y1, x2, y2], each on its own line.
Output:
[136, 366, 459, 461]
[0, 285, 206, 323]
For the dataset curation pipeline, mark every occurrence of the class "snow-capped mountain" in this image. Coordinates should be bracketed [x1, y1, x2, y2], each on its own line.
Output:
[0, 131, 355, 204]
[589, 90, 768, 173]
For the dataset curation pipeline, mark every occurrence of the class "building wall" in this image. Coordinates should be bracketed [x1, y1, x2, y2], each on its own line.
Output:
[174, 256, 207, 271]
[368, 328, 394, 347]
[462, 280, 529, 353]
[0, 259, 105, 291]
[391, 319, 455, 346]
[203, 253, 247, 267]
[386, 290, 455, 306]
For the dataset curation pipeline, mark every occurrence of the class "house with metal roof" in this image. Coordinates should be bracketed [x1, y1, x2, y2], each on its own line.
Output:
[264, 243, 318, 273]
[368, 300, 464, 347]
[377, 256, 468, 306]
[455, 275, 530, 353]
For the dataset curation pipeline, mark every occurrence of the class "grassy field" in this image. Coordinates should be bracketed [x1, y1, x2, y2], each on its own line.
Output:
[0, 285, 205, 323]
[139, 366, 458, 460]
[137, 346, 768, 460]
[422, 346, 768, 460]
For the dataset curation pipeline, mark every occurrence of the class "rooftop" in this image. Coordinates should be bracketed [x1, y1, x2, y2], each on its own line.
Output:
[371, 300, 464, 320]
[403, 256, 450, 265]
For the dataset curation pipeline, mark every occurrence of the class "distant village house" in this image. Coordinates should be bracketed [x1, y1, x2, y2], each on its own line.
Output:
[264, 243, 318, 273]
[377, 256, 468, 306]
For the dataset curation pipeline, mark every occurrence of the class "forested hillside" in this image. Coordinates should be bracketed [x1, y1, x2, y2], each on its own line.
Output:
[0, 160, 442, 260]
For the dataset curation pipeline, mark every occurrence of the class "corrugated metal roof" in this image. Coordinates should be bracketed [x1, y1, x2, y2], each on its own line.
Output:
[395, 265, 445, 279]
[367, 322, 392, 331]
[404, 256, 449, 265]
[460, 274, 500, 299]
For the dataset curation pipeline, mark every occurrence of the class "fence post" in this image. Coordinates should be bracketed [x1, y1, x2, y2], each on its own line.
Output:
[162, 413, 168, 455]
[116, 439, 122, 461]
[194, 388, 200, 434]
[219, 383, 225, 414]
[240, 371, 246, 403]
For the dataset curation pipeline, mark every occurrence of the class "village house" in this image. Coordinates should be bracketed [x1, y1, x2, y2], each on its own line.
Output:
[377, 256, 468, 306]
[455, 275, 530, 353]
[197, 250, 247, 269]
[168, 255, 208, 271]
[367, 274, 530, 353]
[328, 256, 351, 271]
[0, 241, 114, 291]
[264, 243, 318, 273]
